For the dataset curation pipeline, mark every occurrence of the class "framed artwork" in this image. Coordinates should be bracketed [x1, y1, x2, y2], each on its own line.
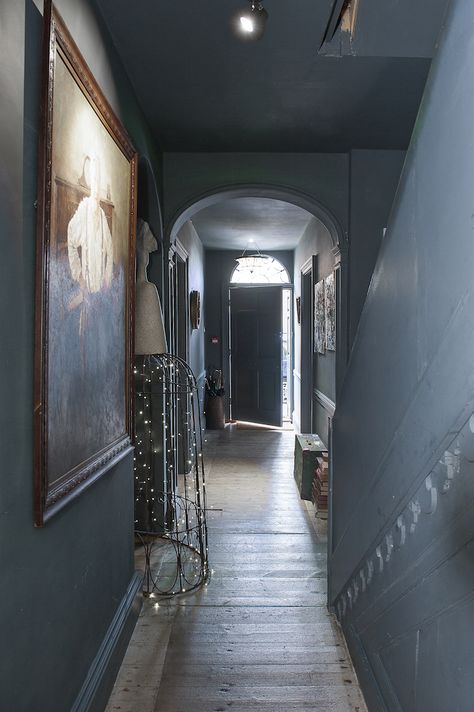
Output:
[314, 279, 326, 354]
[34, 2, 137, 525]
[325, 272, 336, 351]
[295, 296, 301, 325]
[190, 290, 201, 330]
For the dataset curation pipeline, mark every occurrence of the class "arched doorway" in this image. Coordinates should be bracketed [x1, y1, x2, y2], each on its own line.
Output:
[166, 184, 348, 426]
[165, 185, 348, 614]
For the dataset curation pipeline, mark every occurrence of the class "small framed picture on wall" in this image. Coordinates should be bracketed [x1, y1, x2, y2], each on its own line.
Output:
[325, 272, 336, 351]
[314, 279, 325, 354]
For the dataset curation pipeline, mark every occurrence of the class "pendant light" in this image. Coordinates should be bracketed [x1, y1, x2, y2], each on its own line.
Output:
[235, 242, 271, 270]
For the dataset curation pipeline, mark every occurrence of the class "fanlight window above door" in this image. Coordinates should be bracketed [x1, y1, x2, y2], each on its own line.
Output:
[230, 255, 290, 284]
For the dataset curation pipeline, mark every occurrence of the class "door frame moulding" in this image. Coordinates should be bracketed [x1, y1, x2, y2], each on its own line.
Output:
[299, 261, 314, 434]
[167, 237, 189, 359]
[300, 256, 313, 276]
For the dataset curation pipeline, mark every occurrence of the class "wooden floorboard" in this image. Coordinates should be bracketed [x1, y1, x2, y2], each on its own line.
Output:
[106, 426, 367, 712]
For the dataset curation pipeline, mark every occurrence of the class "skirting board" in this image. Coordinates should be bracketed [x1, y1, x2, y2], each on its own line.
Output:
[71, 571, 143, 712]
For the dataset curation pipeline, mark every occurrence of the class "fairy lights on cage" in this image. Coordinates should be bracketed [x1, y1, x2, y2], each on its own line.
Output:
[133, 354, 209, 596]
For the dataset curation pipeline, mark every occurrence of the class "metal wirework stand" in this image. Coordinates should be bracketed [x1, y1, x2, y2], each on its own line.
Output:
[133, 354, 209, 596]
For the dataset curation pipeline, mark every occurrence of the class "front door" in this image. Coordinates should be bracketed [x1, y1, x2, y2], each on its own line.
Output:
[230, 286, 282, 427]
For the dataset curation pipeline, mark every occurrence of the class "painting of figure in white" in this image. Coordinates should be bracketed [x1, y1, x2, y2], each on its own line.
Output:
[68, 156, 113, 295]
[35, 9, 136, 524]
[43, 43, 133, 495]
[66, 155, 114, 352]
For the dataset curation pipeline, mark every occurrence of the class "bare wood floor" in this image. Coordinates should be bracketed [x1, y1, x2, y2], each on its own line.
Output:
[106, 426, 366, 712]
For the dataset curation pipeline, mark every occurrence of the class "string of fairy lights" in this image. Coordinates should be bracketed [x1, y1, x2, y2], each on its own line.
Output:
[133, 353, 209, 596]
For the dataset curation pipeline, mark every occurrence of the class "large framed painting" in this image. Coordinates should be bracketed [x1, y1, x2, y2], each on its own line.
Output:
[325, 272, 336, 351]
[314, 279, 326, 354]
[34, 2, 137, 525]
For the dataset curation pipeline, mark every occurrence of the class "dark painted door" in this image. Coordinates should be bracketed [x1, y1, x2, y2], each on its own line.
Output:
[230, 286, 282, 426]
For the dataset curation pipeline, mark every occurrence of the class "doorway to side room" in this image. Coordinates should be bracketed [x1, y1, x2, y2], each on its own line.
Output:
[168, 238, 189, 362]
[168, 238, 190, 473]
[300, 260, 313, 433]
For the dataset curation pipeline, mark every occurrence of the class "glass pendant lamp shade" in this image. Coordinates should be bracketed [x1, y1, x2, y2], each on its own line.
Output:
[235, 254, 272, 269]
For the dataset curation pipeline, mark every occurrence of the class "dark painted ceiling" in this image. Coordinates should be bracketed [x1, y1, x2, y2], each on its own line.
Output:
[325, 0, 450, 58]
[192, 198, 314, 250]
[95, 0, 448, 152]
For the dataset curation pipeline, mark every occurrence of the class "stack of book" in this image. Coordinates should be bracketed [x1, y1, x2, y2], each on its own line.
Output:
[312, 453, 329, 519]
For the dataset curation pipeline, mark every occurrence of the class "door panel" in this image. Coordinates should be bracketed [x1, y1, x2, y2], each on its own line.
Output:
[231, 287, 282, 427]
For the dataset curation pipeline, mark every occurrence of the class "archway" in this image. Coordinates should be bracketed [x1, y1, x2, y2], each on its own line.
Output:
[166, 183, 348, 401]
[167, 184, 348, 587]
[167, 184, 346, 258]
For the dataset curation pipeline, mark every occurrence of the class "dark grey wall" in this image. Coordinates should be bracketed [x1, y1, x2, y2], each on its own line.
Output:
[138, 155, 165, 296]
[162, 152, 349, 238]
[204, 249, 293, 418]
[0, 1, 162, 709]
[330, 1, 474, 710]
[348, 149, 405, 348]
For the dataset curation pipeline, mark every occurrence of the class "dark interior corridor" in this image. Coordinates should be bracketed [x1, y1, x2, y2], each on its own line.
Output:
[2, 1, 474, 710]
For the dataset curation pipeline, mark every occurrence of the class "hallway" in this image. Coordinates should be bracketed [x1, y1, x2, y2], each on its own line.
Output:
[4, 0, 474, 708]
[107, 427, 366, 712]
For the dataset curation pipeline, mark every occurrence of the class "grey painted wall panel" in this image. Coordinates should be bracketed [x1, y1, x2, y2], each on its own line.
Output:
[348, 150, 405, 348]
[0, 1, 162, 708]
[331, 1, 474, 709]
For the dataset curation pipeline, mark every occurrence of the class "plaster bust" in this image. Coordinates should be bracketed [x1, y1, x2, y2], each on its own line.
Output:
[135, 219, 167, 355]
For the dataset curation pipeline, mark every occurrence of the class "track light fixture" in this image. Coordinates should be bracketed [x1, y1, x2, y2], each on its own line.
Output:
[232, 1, 269, 41]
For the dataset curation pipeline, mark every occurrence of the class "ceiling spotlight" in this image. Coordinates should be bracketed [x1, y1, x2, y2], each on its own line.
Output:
[240, 16, 255, 33]
[232, 1, 269, 41]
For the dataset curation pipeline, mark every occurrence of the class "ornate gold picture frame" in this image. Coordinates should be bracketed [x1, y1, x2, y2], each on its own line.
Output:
[34, 2, 137, 524]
